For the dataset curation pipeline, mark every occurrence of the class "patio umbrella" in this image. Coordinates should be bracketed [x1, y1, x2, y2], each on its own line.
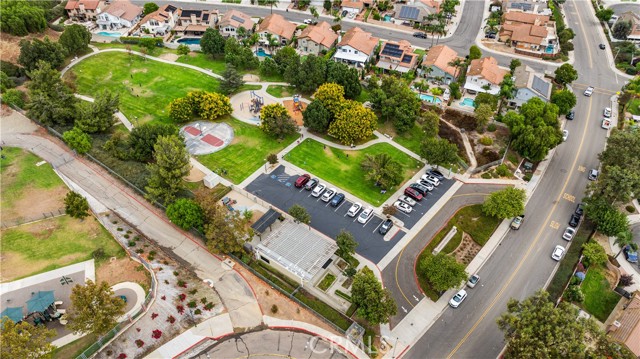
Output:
[26, 291, 55, 313]
[0, 307, 24, 323]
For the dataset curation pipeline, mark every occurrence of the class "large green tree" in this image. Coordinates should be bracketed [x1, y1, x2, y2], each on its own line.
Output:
[302, 100, 332, 133]
[596, 129, 640, 204]
[336, 230, 357, 260]
[360, 153, 404, 190]
[143, 2, 159, 15]
[59, 24, 92, 56]
[288, 204, 311, 224]
[612, 20, 632, 40]
[128, 123, 179, 162]
[200, 28, 226, 58]
[584, 195, 630, 237]
[469, 45, 482, 60]
[219, 64, 245, 95]
[62, 127, 92, 154]
[482, 187, 526, 219]
[293, 55, 327, 94]
[581, 241, 608, 267]
[313, 82, 346, 116]
[327, 100, 377, 144]
[64, 191, 90, 219]
[166, 198, 204, 231]
[595, 8, 614, 22]
[326, 61, 361, 99]
[0, 318, 56, 359]
[421, 110, 440, 138]
[196, 189, 250, 254]
[145, 135, 191, 204]
[260, 103, 298, 139]
[0, 0, 48, 36]
[370, 76, 421, 133]
[75, 90, 119, 133]
[351, 267, 397, 324]
[224, 37, 259, 70]
[66, 280, 126, 335]
[26, 61, 76, 126]
[550, 89, 576, 115]
[474, 103, 494, 130]
[18, 37, 66, 72]
[419, 253, 467, 292]
[420, 137, 459, 168]
[554, 63, 578, 86]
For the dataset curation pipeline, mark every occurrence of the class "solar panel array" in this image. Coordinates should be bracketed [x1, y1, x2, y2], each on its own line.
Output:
[531, 76, 550, 96]
[399, 6, 420, 20]
[231, 15, 245, 24]
[381, 43, 403, 58]
[401, 54, 413, 63]
[511, 3, 533, 11]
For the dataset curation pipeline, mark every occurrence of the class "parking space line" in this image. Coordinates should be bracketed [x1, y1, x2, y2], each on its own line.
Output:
[334, 201, 346, 212]
[372, 220, 384, 233]
[362, 217, 373, 227]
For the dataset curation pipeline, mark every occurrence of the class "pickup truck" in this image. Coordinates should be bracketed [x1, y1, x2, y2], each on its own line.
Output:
[510, 215, 524, 230]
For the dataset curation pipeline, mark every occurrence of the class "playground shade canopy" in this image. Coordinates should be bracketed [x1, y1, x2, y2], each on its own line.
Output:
[1, 307, 24, 323]
[251, 208, 280, 234]
[27, 291, 55, 313]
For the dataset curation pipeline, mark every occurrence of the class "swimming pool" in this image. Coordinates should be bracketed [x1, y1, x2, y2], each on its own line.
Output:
[383, 14, 392, 22]
[545, 45, 554, 54]
[177, 38, 201, 45]
[96, 31, 121, 37]
[460, 98, 475, 107]
[419, 94, 442, 104]
[255, 48, 272, 58]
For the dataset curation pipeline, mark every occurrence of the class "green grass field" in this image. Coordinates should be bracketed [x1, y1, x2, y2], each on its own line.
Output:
[580, 266, 621, 321]
[393, 123, 424, 155]
[628, 98, 640, 116]
[66, 52, 219, 124]
[197, 117, 299, 184]
[285, 139, 422, 205]
[91, 42, 176, 57]
[266, 85, 297, 98]
[176, 52, 227, 74]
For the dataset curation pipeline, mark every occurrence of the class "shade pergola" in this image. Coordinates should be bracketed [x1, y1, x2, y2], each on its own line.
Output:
[0, 307, 24, 323]
[26, 291, 55, 313]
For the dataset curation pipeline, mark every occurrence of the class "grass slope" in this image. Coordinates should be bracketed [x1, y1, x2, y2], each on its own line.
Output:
[581, 266, 621, 321]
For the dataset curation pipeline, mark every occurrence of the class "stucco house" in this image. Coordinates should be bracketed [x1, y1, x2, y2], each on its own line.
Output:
[65, 0, 105, 22]
[508, 65, 552, 108]
[463, 57, 509, 95]
[173, 9, 219, 36]
[297, 22, 338, 56]
[257, 14, 297, 46]
[501, 0, 550, 15]
[333, 27, 379, 68]
[608, 292, 640, 357]
[420, 45, 463, 84]
[218, 10, 255, 38]
[96, 0, 142, 30]
[499, 11, 558, 56]
[376, 40, 419, 73]
[139, 4, 180, 35]
[617, 11, 640, 43]
[341, 0, 365, 15]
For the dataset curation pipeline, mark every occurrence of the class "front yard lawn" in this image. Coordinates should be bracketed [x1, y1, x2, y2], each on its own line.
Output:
[66, 52, 219, 125]
[285, 139, 422, 206]
[197, 117, 299, 184]
[580, 266, 621, 322]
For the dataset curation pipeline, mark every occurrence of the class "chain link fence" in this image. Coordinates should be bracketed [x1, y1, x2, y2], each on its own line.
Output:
[1, 208, 66, 229]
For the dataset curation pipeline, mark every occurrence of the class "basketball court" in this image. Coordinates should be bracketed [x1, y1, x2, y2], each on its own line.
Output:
[180, 121, 234, 155]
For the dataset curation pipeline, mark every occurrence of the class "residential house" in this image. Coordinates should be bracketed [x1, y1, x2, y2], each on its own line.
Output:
[501, 0, 550, 15]
[173, 9, 219, 36]
[420, 45, 463, 84]
[297, 22, 338, 56]
[508, 65, 552, 108]
[376, 40, 419, 73]
[257, 14, 297, 46]
[218, 10, 255, 38]
[333, 27, 379, 68]
[65, 0, 105, 22]
[420, 0, 441, 14]
[341, 0, 365, 16]
[499, 11, 559, 57]
[139, 4, 180, 35]
[395, 5, 428, 25]
[618, 11, 640, 43]
[608, 292, 640, 357]
[96, 0, 142, 30]
[463, 56, 509, 95]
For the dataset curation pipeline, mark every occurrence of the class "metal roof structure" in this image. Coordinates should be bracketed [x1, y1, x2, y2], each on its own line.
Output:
[251, 208, 280, 234]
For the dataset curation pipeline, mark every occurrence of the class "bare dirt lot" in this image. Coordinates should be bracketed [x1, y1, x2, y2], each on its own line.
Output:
[97, 257, 150, 288]
[0, 28, 62, 64]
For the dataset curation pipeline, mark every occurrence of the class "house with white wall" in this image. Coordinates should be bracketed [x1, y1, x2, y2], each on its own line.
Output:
[332, 27, 379, 68]
[218, 10, 255, 38]
[257, 14, 297, 46]
[139, 4, 180, 35]
[96, 0, 142, 30]
[297, 22, 338, 56]
[463, 57, 509, 95]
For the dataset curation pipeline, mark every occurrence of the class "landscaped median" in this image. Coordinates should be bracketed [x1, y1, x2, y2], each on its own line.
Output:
[285, 139, 423, 206]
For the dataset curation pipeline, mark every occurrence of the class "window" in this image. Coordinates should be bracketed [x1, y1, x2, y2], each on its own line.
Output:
[260, 255, 270, 264]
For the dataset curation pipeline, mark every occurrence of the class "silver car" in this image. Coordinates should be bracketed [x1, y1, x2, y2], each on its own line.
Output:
[551, 245, 565, 261]
[398, 195, 416, 206]
[562, 227, 576, 241]
[467, 274, 480, 288]
[347, 202, 362, 217]
[357, 207, 373, 224]
[394, 201, 412, 214]
[321, 188, 336, 202]
[311, 183, 326, 197]
[449, 289, 468, 308]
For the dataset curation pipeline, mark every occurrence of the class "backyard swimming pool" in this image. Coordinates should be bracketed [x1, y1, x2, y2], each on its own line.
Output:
[255, 48, 272, 57]
[383, 14, 392, 22]
[419, 94, 442, 104]
[177, 38, 201, 45]
[96, 31, 121, 37]
[460, 98, 476, 107]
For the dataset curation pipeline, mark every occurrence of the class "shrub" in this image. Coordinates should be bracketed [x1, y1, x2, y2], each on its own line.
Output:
[479, 136, 493, 146]
[151, 313, 158, 320]
[271, 304, 278, 314]
[176, 305, 185, 314]
[2, 89, 25, 108]
[625, 205, 636, 213]
[135, 339, 144, 348]
[91, 248, 106, 260]
[431, 87, 443, 96]
[563, 284, 584, 303]
[188, 289, 198, 295]
[187, 300, 197, 308]
[128, 240, 136, 247]
[179, 293, 187, 301]
[151, 330, 162, 339]
[194, 308, 202, 315]
[619, 274, 634, 287]
[167, 315, 175, 323]
[487, 123, 497, 132]
[495, 164, 510, 177]
[204, 302, 214, 310]
[177, 280, 187, 288]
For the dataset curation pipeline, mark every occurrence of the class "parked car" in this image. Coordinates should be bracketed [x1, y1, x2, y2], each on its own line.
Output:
[330, 193, 345, 207]
[394, 201, 412, 214]
[294, 174, 311, 188]
[569, 214, 581, 228]
[562, 130, 569, 141]
[615, 286, 632, 299]
[357, 207, 374, 223]
[312, 183, 326, 197]
[427, 168, 445, 180]
[603, 107, 612, 118]
[304, 178, 318, 190]
[398, 195, 417, 206]
[601, 118, 612, 129]
[551, 245, 566, 261]
[321, 188, 336, 202]
[599, 43, 606, 50]
[412, 32, 427, 39]
[379, 219, 394, 234]
[562, 227, 576, 241]
[467, 274, 480, 288]
[584, 86, 594, 96]
[510, 215, 524, 230]
[449, 289, 468, 308]
[417, 179, 435, 191]
[303, 18, 313, 24]
[588, 169, 599, 181]
[347, 202, 362, 217]
[404, 187, 423, 201]
[566, 110, 575, 120]
[410, 183, 430, 196]
[575, 203, 585, 217]
[623, 245, 638, 263]
[420, 174, 440, 186]
[341, 10, 348, 17]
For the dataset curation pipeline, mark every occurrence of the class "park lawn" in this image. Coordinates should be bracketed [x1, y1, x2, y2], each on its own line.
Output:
[393, 122, 424, 155]
[91, 42, 176, 57]
[416, 204, 500, 300]
[197, 117, 299, 184]
[66, 51, 219, 125]
[580, 266, 621, 322]
[628, 98, 640, 116]
[354, 88, 370, 103]
[0, 215, 125, 282]
[286, 139, 422, 206]
[52, 333, 98, 359]
[176, 52, 227, 74]
[266, 85, 297, 98]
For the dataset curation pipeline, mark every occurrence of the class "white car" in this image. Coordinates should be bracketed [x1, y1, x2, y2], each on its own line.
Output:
[449, 289, 468, 308]
[357, 207, 374, 224]
[303, 19, 312, 24]
[417, 179, 435, 191]
[398, 195, 416, 206]
[603, 107, 612, 118]
[562, 227, 576, 241]
[312, 183, 326, 197]
[420, 174, 440, 186]
[467, 274, 480, 288]
[321, 188, 336, 202]
[562, 130, 569, 141]
[584, 86, 594, 96]
[347, 202, 362, 217]
[551, 245, 566, 261]
[601, 118, 611, 129]
[394, 201, 413, 214]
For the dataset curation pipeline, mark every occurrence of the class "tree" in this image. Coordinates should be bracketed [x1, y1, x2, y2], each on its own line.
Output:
[260, 57, 280, 77]
[26, 61, 76, 126]
[554, 63, 578, 86]
[273, 46, 300, 76]
[18, 37, 66, 72]
[474, 93, 499, 111]
[313, 82, 346, 116]
[420, 137, 459, 167]
[59, 24, 91, 56]
[176, 44, 190, 56]
[169, 97, 193, 122]
[361, 153, 404, 190]
[75, 90, 119, 133]
[64, 191, 90, 219]
[326, 61, 361, 99]
[336, 230, 357, 259]
[584, 195, 630, 236]
[469, 45, 482, 60]
[265, 0, 279, 13]
[509, 59, 521, 74]
[474, 103, 494, 130]
[0, 71, 15, 92]
[294, 55, 327, 94]
[303, 100, 332, 133]
[143, 2, 159, 15]
[288, 204, 311, 224]
[550, 89, 576, 115]
[419, 253, 467, 292]
[350, 267, 397, 324]
[612, 20, 632, 40]
[327, 100, 377, 144]
[596, 129, 640, 204]
[371, 76, 421, 133]
[166, 198, 204, 230]
[482, 187, 526, 219]
[128, 123, 179, 162]
[223, 37, 259, 70]
[195, 92, 233, 121]
[323, 0, 331, 11]
[499, 74, 515, 100]
[66, 280, 126, 335]
[219, 64, 245, 95]
[421, 110, 440, 138]
[195, 189, 250, 254]
[0, 318, 55, 359]
[63, 127, 92, 154]
[145, 135, 191, 204]
[260, 103, 298, 139]
[382, 204, 397, 218]
[595, 8, 614, 22]
[0, 0, 47, 36]
[1, 89, 25, 108]
[581, 241, 608, 268]
[200, 28, 226, 58]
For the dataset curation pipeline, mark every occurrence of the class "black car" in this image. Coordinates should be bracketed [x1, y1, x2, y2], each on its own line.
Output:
[574, 203, 585, 217]
[599, 43, 606, 50]
[330, 193, 345, 207]
[569, 214, 581, 228]
[304, 178, 319, 191]
[412, 32, 427, 39]
[566, 110, 575, 120]
[409, 183, 430, 196]
[379, 219, 394, 234]
[427, 168, 445, 180]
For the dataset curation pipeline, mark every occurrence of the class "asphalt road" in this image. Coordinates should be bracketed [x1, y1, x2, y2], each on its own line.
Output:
[404, 0, 626, 357]
[609, 3, 640, 15]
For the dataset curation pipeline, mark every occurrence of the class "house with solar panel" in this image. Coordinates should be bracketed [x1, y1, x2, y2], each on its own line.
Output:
[257, 14, 297, 46]
[395, 5, 428, 25]
[463, 57, 509, 95]
[218, 10, 255, 39]
[333, 27, 379, 68]
[375, 40, 420, 74]
[297, 22, 338, 56]
[508, 65, 553, 108]
[139, 4, 180, 36]
[173, 9, 219, 37]
[501, 0, 550, 15]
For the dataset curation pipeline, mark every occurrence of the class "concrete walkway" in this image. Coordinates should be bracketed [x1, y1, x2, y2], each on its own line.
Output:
[112, 281, 146, 322]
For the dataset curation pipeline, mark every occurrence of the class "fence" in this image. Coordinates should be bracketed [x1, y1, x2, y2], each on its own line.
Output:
[1, 208, 66, 229]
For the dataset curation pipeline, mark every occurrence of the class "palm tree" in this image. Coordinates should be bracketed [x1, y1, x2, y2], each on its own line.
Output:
[423, 66, 433, 80]
[310, 6, 319, 19]
[415, 80, 429, 94]
[265, 0, 279, 14]
[614, 230, 634, 258]
[360, 153, 403, 190]
[435, 23, 446, 45]
[268, 34, 280, 52]
[448, 58, 465, 79]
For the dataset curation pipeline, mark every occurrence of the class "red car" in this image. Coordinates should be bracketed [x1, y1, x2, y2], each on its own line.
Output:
[294, 174, 311, 188]
[404, 187, 423, 201]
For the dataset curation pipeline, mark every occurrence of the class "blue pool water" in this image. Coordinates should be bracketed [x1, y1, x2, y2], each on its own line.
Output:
[419, 94, 442, 104]
[177, 38, 201, 45]
[96, 31, 121, 37]
[383, 14, 392, 22]
[545, 45, 554, 54]
[461, 98, 475, 107]
[255, 48, 272, 58]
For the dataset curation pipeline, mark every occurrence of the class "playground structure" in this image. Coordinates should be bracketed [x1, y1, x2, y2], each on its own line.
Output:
[249, 91, 264, 115]
[292, 94, 303, 113]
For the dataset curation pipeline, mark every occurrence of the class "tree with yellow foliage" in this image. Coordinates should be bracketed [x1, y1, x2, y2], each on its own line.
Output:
[328, 100, 377, 144]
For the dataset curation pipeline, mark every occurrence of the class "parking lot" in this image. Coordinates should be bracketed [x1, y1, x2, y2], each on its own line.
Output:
[245, 166, 406, 264]
[394, 176, 455, 230]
